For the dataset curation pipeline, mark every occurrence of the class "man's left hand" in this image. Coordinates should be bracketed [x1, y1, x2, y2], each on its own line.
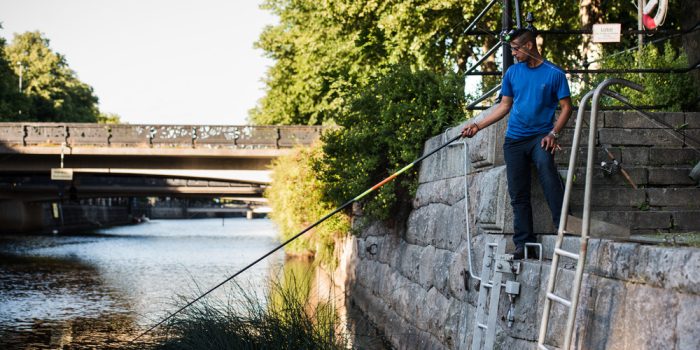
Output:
[541, 134, 561, 154]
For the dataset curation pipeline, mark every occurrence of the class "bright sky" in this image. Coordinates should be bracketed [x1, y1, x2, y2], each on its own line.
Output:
[0, 0, 277, 125]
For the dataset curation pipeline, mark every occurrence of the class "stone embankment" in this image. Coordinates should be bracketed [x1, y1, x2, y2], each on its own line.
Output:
[336, 110, 700, 349]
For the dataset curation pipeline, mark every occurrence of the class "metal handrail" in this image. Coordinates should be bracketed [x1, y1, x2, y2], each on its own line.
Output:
[538, 78, 645, 350]
[463, 0, 499, 34]
[465, 42, 503, 75]
[466, 84, 502, 110]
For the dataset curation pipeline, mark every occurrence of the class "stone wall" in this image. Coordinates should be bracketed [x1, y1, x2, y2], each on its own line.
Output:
[339, 110, 700, 349]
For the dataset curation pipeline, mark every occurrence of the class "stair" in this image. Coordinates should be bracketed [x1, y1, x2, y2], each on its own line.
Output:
[556, 111, 700, 236]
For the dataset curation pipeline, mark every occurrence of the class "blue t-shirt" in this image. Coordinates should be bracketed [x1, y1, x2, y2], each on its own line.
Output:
[501, 60, 570, 139]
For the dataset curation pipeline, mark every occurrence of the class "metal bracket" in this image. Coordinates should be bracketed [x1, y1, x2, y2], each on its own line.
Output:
[495, 253, 520, 274]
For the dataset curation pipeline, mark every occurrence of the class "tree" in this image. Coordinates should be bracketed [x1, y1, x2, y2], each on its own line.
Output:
[3, 31, 100, 122]
[251, 0, 592, 126]
[0, 24, 28, 120]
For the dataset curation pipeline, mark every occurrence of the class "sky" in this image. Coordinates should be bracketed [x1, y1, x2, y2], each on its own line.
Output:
[0, 0, 277, 125]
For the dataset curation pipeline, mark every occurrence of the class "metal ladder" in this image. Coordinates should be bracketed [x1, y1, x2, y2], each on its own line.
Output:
[471, 238, 520, 350]
[537, 79, 644, 350]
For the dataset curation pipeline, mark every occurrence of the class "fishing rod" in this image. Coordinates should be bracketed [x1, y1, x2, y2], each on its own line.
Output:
[131, 132, 463, 343]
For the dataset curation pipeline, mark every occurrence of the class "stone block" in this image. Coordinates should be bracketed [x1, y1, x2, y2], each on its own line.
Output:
[442, 298, 467, 349]
[467, 105, 508, 171]
[619, 147, 650, 166]
[418, 132, 467, 183]
[574, 275, 627, 350]
[648, 167, 697, 185]
[406, 205, 437, 247]
[647, 188, 700, 207]
[433, 249, 453, 296]
[399, 243, 423, 283]
[564, 110, 604, 129]
[636, 246, 700, 294]
[677, 293, 700, 350]
[571, 188, 646, 208]
[418, 245, 437, 289]
[673, 211, 700, 231]
[685, 130, 700, 148]
[447, 198, 467, 251]
[558, 128, 592, 147]
[448, 243, 470, 300]
[564, 166, 647, 188]
[505, 260, 546, 339]
[649, 148, 699, 166]
[598, 128, 684, 147]
[605, 111, 684, 129]
[620, 284, 679, 349]
[590, 210, 672, 230]
[415, 177, 465, 208]
[685, 112, 700, 128]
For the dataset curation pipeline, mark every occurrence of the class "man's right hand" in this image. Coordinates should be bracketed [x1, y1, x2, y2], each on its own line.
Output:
[461, 123, 480, 138]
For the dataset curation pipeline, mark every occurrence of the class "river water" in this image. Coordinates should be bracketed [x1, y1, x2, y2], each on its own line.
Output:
[0, 218, 387, 349]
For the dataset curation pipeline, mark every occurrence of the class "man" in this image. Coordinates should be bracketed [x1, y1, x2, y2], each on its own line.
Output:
[461, 29, 573, 260]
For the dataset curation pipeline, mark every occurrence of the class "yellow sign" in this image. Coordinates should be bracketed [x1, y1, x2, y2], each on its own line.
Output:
[51, 168, 74, 181]
[592, 23, 622, 43]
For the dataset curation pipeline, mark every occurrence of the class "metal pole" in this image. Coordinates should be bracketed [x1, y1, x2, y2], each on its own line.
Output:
[464, 0, 499, 34]
[637, 0, 644, 53]
[18, 62, 23, 92]
[563, 78, 644, 350]
[502, 0, 513, 76]
[514, 0, 522, 29]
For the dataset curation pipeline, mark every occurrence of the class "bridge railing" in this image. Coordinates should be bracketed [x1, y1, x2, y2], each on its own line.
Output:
[0, 123, 327, 149]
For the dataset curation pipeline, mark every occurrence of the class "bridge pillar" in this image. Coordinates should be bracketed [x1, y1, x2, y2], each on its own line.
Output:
[0, 200, 47, 233]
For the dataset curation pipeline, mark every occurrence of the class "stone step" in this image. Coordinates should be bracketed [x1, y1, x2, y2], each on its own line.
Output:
[556, 145, 699, 168]
[556, 166, 696, 187]
[563, 111, 699, 130]
[563, 187, 700, 209]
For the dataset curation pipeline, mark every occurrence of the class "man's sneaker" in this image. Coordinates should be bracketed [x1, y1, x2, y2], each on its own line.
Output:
[510, 246, 539, 260]
[511, 246, 525, 260]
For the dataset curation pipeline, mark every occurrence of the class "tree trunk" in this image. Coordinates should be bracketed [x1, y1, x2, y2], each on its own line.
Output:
[579, 0, 604, 68]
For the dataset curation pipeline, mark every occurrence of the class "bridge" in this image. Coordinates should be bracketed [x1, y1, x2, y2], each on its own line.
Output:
[0, 123, 324, 232]
[0, 123, 325, 200]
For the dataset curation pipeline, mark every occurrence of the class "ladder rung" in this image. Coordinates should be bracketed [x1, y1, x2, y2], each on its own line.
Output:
[482, 282, 493, 288]
[554, 247, 579, 260]
[547, 292, 572, 307]
[477, 323, 487, 329]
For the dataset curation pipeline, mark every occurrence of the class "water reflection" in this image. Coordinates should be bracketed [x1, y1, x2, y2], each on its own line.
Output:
[0, 218, 284, 349]
[0, 218, 388, 349]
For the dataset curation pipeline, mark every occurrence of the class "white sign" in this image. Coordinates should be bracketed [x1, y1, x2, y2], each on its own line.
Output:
[51, 168, 73, 181]
[592, 23, 622, 43]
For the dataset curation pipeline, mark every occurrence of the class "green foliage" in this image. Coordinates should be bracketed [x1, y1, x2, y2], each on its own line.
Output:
[97, 112, 122, 124]
[318, 64, 466, 220]
[153, 270, 346, 350]
[265, 144, 350, 267]
[579, 42, 697, 111]
[0, 31, 28, 119]
[2, 31, 100, 122]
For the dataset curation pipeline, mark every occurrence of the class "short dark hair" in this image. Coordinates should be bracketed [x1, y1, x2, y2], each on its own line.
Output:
[506, 28, 536, 46]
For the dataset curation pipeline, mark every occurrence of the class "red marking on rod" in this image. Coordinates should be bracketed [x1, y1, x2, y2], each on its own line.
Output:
[371, 173, 399, 191]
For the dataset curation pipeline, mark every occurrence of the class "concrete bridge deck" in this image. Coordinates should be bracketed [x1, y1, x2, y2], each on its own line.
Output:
[0, 123, 326, 171]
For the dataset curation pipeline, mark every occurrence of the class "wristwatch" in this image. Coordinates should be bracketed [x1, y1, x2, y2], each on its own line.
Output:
[549, 130, 559, 139]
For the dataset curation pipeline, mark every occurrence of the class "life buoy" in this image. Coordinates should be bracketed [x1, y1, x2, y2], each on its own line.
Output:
[642, 0, 668, 30]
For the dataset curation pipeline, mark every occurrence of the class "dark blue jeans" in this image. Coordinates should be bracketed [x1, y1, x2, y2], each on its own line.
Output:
[504, 133, 565, 249]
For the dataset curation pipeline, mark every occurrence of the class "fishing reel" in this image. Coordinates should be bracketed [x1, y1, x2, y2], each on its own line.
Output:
[600, 158, 620, 176]
[600, 159, 620, 176]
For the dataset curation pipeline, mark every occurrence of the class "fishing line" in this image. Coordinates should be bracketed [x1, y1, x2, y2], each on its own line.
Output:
[130, 133, 463, 343]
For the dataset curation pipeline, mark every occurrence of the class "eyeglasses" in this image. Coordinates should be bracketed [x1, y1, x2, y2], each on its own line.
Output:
[510, 44, 522, 51]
